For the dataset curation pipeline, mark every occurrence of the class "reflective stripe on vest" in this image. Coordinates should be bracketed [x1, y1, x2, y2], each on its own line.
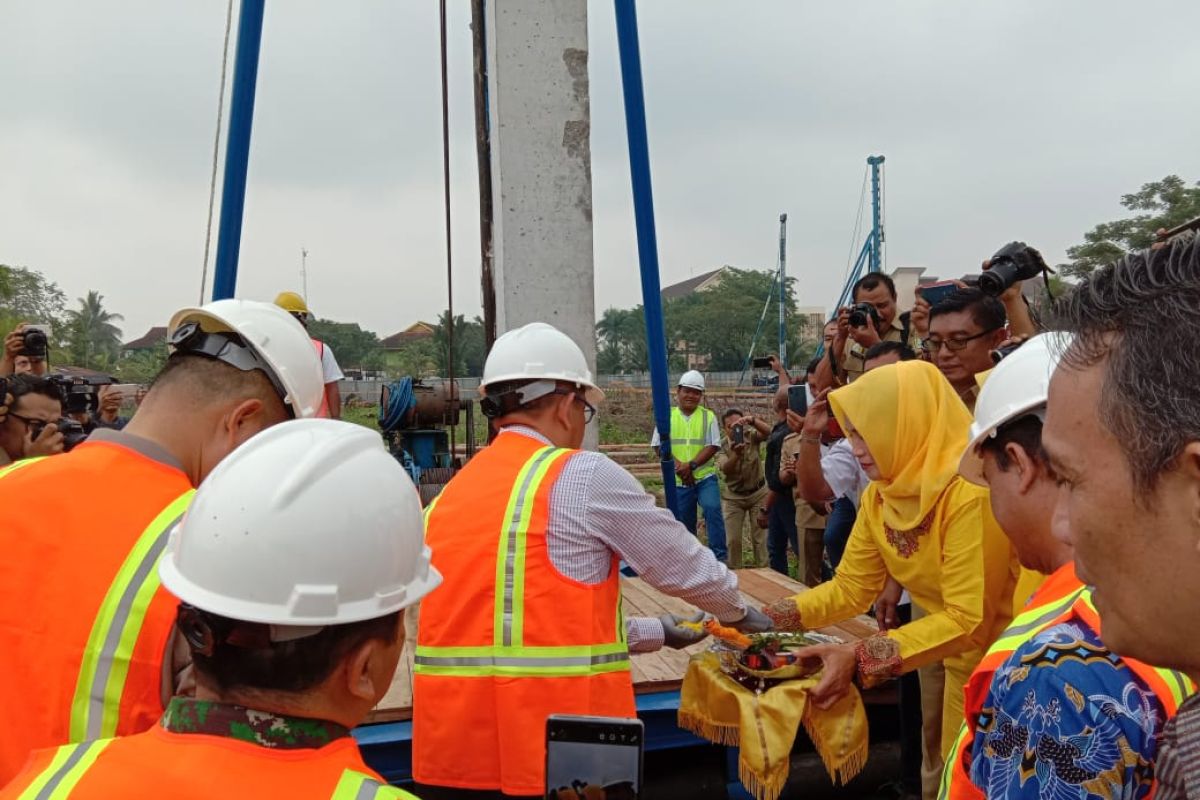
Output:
[669, 407, 714, 482]
[69, 490, 195, 740]
[313, 339, 330, 418]
[15, 739, 113, 800]
[414, 446, 632, 678]
[330, 769, 420, 799]
[0, 456, 46, 480]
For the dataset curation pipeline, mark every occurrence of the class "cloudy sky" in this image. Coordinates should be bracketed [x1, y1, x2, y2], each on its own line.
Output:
[3, 1, 1199, 343]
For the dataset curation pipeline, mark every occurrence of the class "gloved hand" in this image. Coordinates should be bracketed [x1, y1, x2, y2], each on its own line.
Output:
[729, 606, 773, 634]
[660, 612, 707, 649]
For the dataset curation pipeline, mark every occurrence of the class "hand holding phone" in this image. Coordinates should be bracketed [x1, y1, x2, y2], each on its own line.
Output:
[918, 280, 959, 307]
[546, 715, 644, 799]
[787, 384, 808, 417]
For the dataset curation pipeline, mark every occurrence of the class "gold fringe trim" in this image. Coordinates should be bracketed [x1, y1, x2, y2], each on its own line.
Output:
[737, 757, 788, 800]
[677, 710, 742, 747]
[801, 713, 868, 786]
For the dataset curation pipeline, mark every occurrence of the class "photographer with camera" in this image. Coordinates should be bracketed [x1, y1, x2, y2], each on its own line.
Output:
[716, 407, 772, 568]
[923, 289, 1009, 411]
[816, 273, 920, 390]
[911, 243, 1043, 346]
[2, 323, 51, 377]
[0, 375, 66, 466]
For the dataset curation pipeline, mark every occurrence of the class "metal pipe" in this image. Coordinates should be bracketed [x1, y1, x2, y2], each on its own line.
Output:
[613, 0, 677, 514]
[471, 0, 497, 356]
[867, 155, 885, 274]
[777, 212, 788, 366]
[211, 0, 266, 301]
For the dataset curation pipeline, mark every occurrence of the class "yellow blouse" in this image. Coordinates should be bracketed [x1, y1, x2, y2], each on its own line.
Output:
[790, 476, 1017, 675]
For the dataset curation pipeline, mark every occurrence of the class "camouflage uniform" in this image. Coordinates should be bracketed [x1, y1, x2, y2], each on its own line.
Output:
[161, 697, 350, 749]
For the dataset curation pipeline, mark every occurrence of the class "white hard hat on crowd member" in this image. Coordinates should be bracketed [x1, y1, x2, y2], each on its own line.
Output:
[678, 370, 706, 392]
[159, 419, 441, 630]
[480, 322, 604, 406]
[167, 299, 324, 418]
[959, 332, 1072, 485]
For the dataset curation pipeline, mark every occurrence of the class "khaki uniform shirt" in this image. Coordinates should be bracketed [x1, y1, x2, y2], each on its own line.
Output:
[840, 317, 919, 383]
[715, 428, 767, 496]
[780, 432, 828, 530]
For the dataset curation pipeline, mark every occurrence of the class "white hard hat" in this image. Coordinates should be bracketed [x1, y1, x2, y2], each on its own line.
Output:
[959, 332, 1072, 485]
[167, 299, 325, 419]
[159, 419, 441, 627]
[480, 322, 604, 406]
[678, 370, 705, 392]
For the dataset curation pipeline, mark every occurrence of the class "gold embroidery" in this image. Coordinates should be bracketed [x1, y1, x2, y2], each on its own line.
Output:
[883, 511, 934, 558]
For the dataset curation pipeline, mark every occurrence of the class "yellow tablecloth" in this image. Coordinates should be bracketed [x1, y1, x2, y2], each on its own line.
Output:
[678, 652, 868, 800]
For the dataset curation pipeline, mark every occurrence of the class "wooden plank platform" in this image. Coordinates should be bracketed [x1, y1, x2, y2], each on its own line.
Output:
[367, 568, 879, 723]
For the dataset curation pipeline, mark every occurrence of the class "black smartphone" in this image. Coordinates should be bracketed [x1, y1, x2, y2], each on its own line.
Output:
[546, 715, 644, 800]
[787, 384, 808, 417]
[731, 423, 745, 445]
[918, 280, 958, 306]
[751, 356, 773, 369]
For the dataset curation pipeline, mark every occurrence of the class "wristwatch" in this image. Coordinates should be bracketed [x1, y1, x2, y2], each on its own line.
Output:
[688, 460, 697, 471]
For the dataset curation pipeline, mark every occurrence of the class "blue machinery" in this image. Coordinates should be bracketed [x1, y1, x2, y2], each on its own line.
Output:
[823, 155, 886, 342]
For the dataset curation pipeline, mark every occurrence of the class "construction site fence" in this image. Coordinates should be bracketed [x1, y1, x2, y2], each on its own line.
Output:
[337, 371, 776, 401]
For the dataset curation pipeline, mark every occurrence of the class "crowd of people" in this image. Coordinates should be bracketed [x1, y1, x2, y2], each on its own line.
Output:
[2, 232, 1200, 800]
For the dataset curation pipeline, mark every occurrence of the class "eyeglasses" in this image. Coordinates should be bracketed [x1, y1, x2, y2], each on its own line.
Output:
[7, 412, 53, 439]
[552, 388, 596, 424]
[922, 327, 1002, 354]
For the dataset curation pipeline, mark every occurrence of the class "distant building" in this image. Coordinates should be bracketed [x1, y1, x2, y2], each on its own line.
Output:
[794, 306, 826, 339]
[121, 326, 167, 358]
[660, 267, 729, 301]
[381, 321, 436, 350]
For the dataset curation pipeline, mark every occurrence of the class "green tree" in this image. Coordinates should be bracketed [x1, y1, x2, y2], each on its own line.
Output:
[307, 318, 382, 368]
[1060, 175, 1200, 278]
[116, 347, 168, 383]
[432, 312, 485, 377]
[0, 264, 68, 344]
[63, 290, 124, 369]
[385, 338, 439, 378]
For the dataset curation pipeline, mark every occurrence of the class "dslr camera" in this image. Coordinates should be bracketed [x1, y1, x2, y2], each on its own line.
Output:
[847, 302, 881, 329]
[26, 416, 89, 452]
[49, 374, 114, 417]
[18, 325, 50, 359]
[979, 242, 1049, 298]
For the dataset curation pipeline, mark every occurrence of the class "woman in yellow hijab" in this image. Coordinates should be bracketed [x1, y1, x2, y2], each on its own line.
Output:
[765, 360, 1016, 756]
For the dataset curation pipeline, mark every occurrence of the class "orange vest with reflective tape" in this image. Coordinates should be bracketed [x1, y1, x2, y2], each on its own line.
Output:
[939, 563, 1195, 800]
[412, 430, 636, 796]
[0, 442, 194, 784]
[0, 726, 418, 799]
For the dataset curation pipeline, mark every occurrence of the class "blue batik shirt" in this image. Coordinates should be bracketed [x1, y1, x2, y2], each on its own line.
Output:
[969, 616, 1165, 800]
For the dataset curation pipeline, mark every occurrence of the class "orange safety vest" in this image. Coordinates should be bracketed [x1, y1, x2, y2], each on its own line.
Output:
[313, 339, 330, 417]
[0, 725, 419, 799]
[0, 442, 194, 784]
[412, 430, 636, 796]
[939, 563, 1196, 800]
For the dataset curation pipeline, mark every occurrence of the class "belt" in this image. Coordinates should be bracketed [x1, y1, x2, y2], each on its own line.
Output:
[729, 480, 766, 496]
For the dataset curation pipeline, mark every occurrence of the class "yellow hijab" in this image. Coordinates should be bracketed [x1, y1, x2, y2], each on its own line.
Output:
[828, 360, 972, 532]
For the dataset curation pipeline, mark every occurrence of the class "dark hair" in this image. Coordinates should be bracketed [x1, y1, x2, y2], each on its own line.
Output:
[929, 288, 1007, 332]
[8, 374, 63, 409]
[1055, 236, 1200, 493]
[863, 341, 917, 362]
[980, 414, 1045, 471]
[852, 273, 897, 300]
[151, 353, 282, 408]
[185, 607, 401, 694]
[805, 356, 822, 376]
[721, 408, 743, 424]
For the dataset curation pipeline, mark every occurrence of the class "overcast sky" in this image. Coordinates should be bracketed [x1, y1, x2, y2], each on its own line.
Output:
[3, 1, 1199, 343]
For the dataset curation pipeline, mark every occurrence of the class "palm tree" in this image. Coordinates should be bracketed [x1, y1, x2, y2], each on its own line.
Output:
[67, 291, 124, 369]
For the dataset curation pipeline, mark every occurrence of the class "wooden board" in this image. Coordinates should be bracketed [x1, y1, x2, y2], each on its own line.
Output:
[367, 568, 879, 723]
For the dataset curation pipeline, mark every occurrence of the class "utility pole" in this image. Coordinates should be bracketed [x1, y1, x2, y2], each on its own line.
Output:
[777, 213, 788, 367]
[300, 247, 309, 300]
